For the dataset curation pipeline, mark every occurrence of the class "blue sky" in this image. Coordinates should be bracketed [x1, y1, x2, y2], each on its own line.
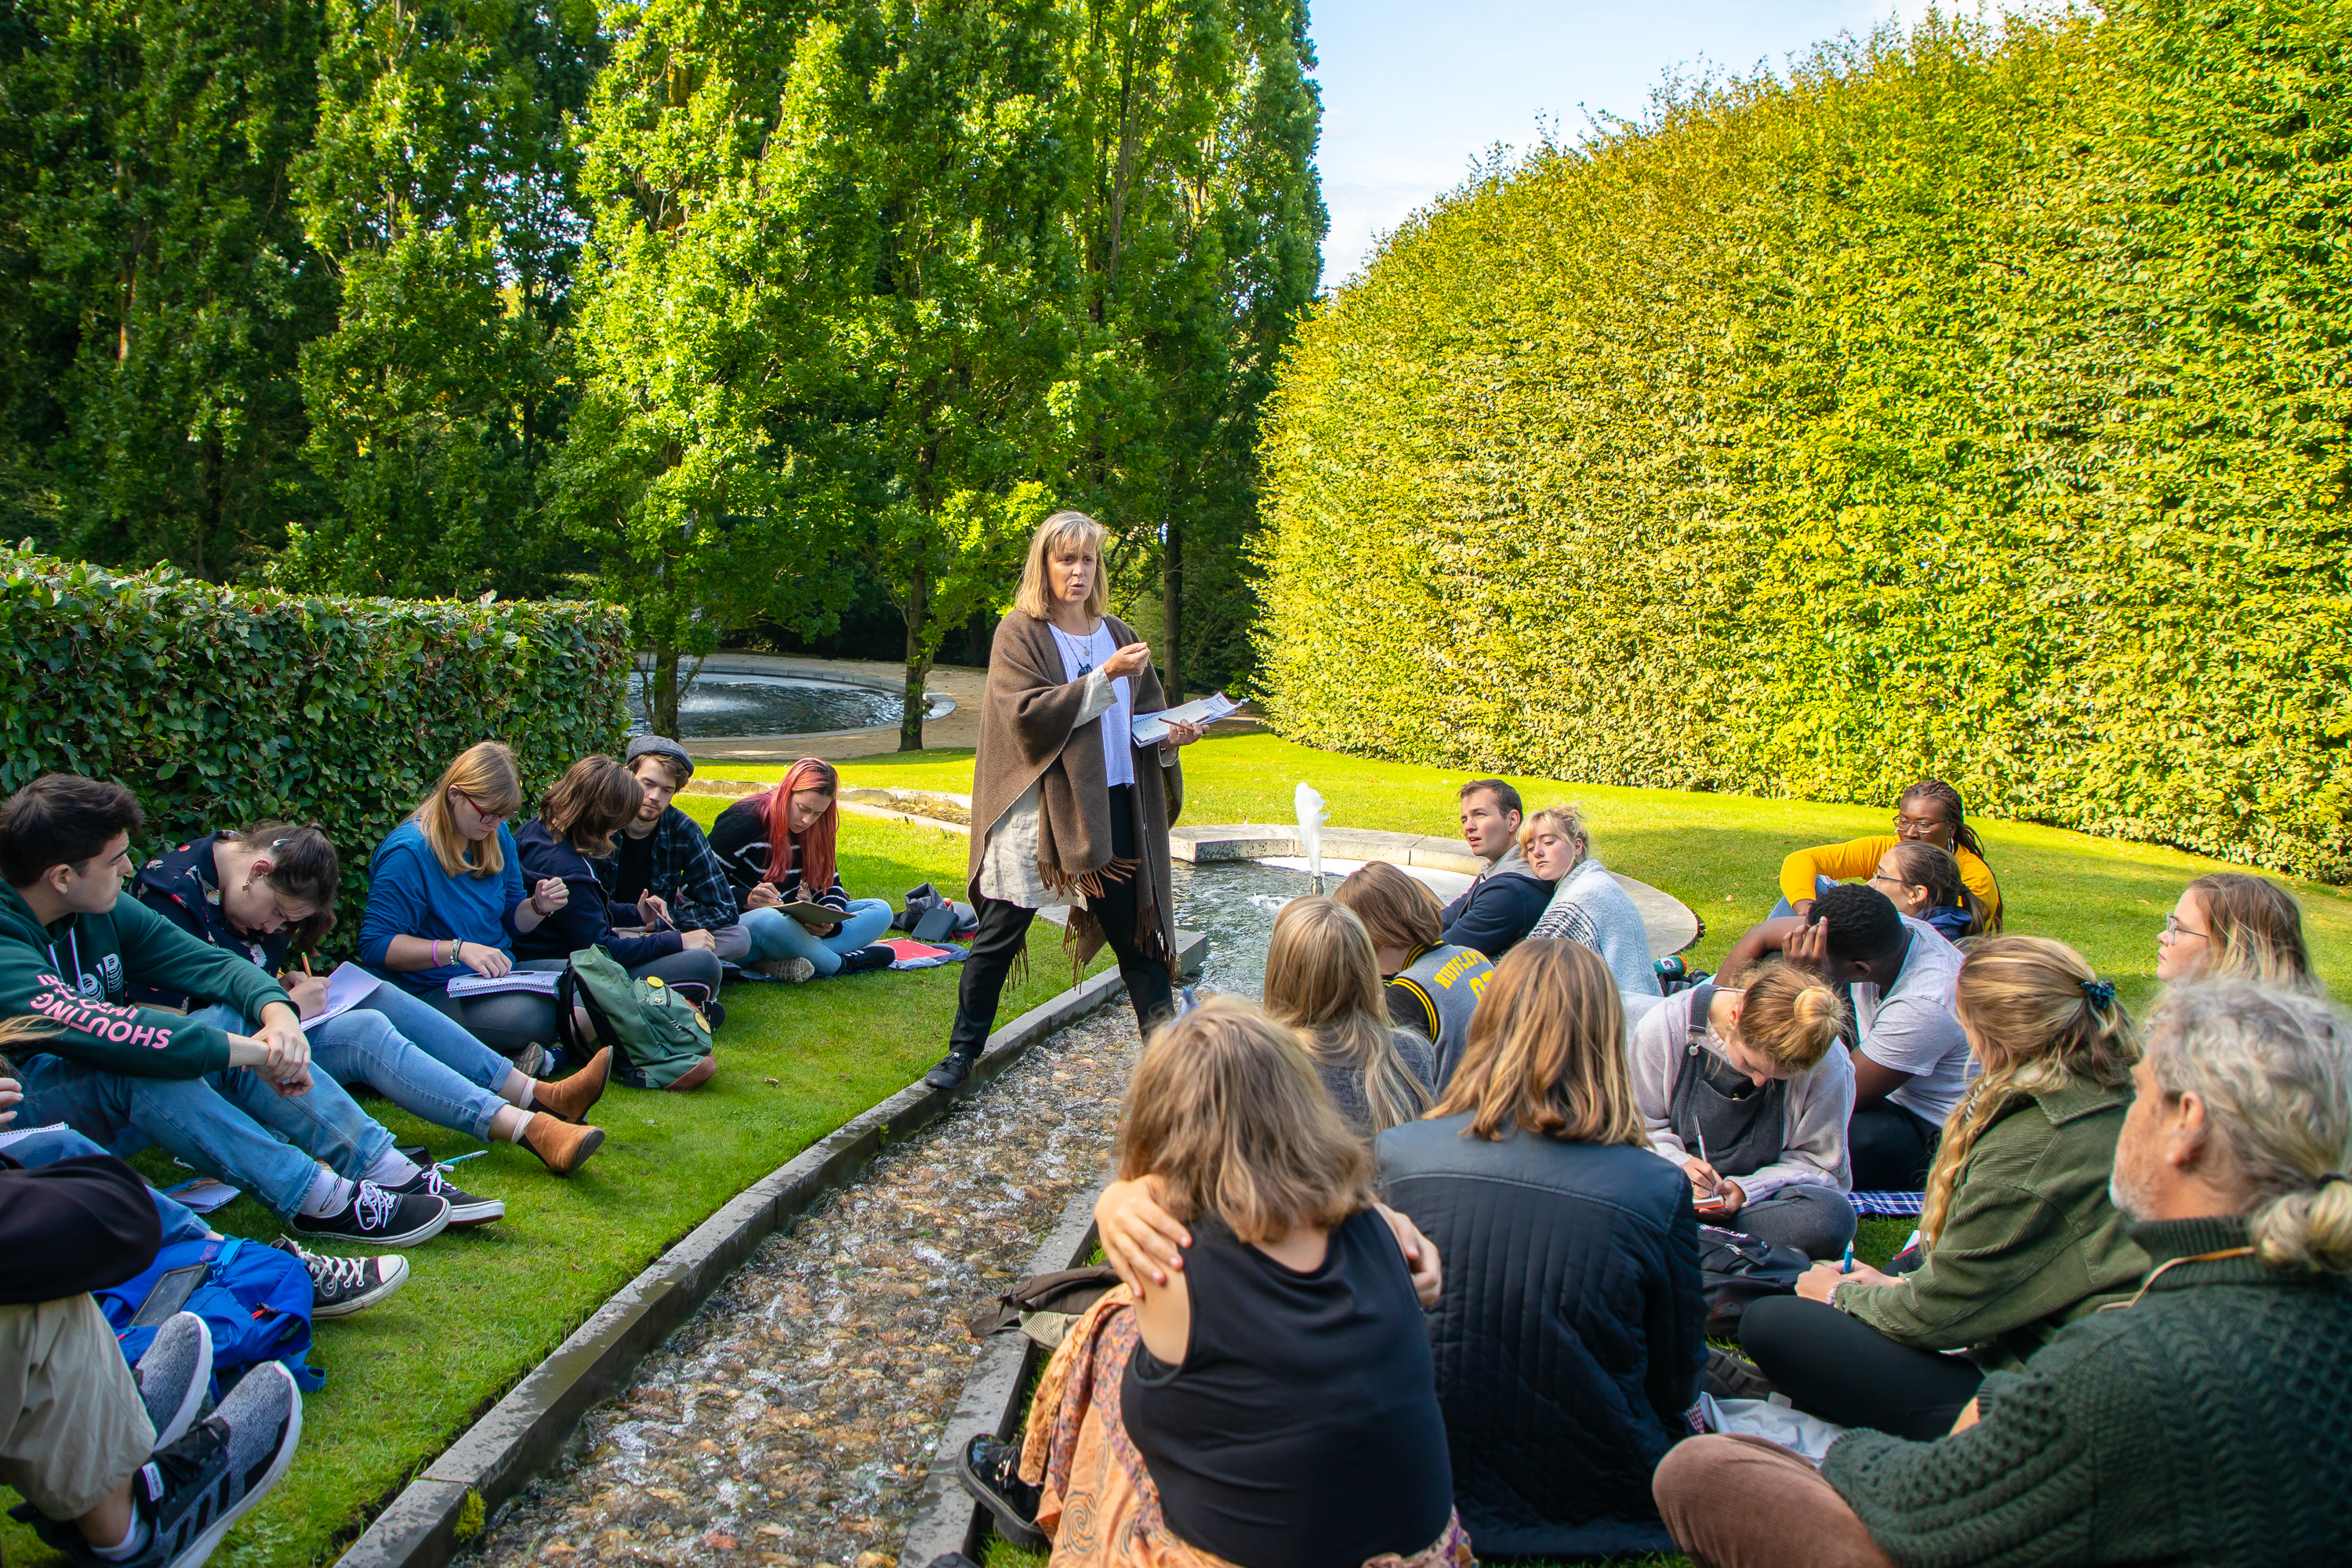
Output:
[1308, 0, 1976, 284]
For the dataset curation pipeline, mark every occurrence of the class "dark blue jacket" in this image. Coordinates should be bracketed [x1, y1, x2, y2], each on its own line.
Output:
[129, 835, 285, 1009]
[511, 818, 682, 968]
[1375, 1112, 1707, 1559]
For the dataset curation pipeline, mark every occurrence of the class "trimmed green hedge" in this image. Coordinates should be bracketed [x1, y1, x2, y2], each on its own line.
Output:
[1256, 1, 2352, 882]
[1, 550, 630, 940]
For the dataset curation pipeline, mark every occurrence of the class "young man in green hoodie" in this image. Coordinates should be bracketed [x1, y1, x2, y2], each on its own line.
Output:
[0, 775, 448, 1247]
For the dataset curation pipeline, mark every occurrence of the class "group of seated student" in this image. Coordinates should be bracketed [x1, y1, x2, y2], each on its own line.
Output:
[949, 789, 2347, 1567]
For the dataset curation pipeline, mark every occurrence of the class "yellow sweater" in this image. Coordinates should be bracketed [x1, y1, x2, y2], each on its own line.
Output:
[1779, 833, 2000, 917]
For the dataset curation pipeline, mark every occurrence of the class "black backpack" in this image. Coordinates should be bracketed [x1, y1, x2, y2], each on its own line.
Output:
[1697, 1224, 1808, 1336]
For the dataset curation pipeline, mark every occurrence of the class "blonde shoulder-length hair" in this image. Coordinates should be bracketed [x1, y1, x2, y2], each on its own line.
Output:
[413, 741, 524, 879]
[1117, 995, 1374, 1244]
[1265, 896, 1432, 1135]
[1432, 938, 1644, 1145]
[1012, 510, 1108, 622]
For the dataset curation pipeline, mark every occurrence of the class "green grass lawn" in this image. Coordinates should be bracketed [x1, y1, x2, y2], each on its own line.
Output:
[723, 731, 2352, 1003]
[1, 803, 1109, 1568]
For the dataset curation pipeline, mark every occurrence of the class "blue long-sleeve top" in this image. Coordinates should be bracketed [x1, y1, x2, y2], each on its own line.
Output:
[510, 818, 682, 967]
[360, 818, 529, 995]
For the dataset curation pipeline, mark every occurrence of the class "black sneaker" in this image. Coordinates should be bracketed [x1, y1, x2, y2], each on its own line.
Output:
[385, 1163, 503, 1228]
[924, 1051, 975, 1091]
[270, 1236, 409, 1319]
[1703, 1345, 1777, 1403]
[833, 945, 895, 977]
[956, 1434, 1045, 1549]
[290, 1181, 448, 1248]
[13, 1359, 306, 1568]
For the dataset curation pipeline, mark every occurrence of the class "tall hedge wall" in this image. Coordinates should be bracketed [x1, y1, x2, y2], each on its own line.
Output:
[1256, 0, 2352, 881]
[2, 550, 631, 943]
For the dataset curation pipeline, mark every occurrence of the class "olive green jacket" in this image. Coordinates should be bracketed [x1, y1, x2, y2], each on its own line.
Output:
[1835, 1079, 2147, 1371]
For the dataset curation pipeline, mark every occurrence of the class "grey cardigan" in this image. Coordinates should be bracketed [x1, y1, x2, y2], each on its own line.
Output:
[1527, 858, 1662, 1000]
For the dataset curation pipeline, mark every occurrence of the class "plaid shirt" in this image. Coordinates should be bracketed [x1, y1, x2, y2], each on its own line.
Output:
[590, 806, 740, 932]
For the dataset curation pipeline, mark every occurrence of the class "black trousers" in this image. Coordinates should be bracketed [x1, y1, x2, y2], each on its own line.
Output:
[948, 784, 1174, 1059]
[1738, 1294, 1984, 1439]
[1848, 1100, 1942, 1190]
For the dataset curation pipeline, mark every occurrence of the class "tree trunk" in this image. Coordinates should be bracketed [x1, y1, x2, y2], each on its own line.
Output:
[1161, 512, 1183, 703]
[899, 567, 931, 752]
[652, 644, 683, 738]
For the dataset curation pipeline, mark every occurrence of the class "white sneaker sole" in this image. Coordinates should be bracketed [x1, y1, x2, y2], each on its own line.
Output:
[168, 1360, 303, 1568]
[441, 1198, 506, 1228]
[292, 1201, 450, 1250]
[310, 1254, 410, 1319]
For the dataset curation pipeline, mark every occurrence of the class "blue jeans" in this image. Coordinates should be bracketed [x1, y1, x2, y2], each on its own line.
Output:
[739, 898, 894, 977]
[1769, 874, 1841, 920]
[17, 1007, 397, 1219]
[313, 987, 511, 1141]
[5, 1125, 210, 1247]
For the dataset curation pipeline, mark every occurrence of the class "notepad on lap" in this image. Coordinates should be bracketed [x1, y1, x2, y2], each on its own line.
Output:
[446, 969, 563, 999]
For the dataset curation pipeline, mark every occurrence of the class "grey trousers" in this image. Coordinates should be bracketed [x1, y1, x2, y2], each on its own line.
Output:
[1727, 1182, 1858, 1261]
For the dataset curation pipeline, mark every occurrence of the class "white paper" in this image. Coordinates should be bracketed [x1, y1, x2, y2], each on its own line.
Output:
[1700, 1393, 1847, 1464]
[0, 1122, 68, 1152]
[297, 962, 386, 1033]
[1131, 690, 1239, 746]
[446, 968, 563, 999]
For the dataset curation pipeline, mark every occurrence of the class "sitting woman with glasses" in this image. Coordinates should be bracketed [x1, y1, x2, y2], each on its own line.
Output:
[1774, 778, 2002, 930]
[359, 742, 599, 1063]
[2155, 872, 2322, 996]
[1734, 936, 2145, 1439]
[1865, 840, 1994, 943]
[133, 818, 608, 1182]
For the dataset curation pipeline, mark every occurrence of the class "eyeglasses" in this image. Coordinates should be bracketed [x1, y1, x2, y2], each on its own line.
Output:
[1893, 812, 1949, 836]
[457, 790, 512, 826]
[2161, 914, 2209, 940]
[1867, 871, 1914, 891]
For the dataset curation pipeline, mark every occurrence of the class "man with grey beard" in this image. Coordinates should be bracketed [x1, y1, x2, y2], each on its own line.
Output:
[1651, 976, 2352, 1568]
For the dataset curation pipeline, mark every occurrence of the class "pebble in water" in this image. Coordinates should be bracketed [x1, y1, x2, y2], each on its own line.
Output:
[465, 862, 1309, 1568]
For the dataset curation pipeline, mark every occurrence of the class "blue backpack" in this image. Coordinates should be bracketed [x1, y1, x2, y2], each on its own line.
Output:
[94, 1236, 323, 1397]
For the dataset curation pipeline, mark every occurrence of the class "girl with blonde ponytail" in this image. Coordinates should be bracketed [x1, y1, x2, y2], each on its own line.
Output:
[1737, 936, 2153, 1439]
[1628, 962, 1860, 1258]
[1263, 897, 1436, 1139]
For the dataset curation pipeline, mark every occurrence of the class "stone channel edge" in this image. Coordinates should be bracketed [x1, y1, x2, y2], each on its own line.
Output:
[333, 929, 1207, 1568]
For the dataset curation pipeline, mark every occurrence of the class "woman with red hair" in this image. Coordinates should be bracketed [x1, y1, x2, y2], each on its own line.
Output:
[707, 758, 896, 981]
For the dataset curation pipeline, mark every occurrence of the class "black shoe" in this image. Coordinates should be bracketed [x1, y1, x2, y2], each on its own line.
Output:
[385, 1163, 504, 1228]
[924, 1051, 975, 1091]
[701, 998, 726, 1029]
[956, 1435, 1045, 1549]
[289, 1181, 448, 1248]
[270, 1236, 409, 1319]
[1703, 1345, 1777, 1403]
[833, 945, 895, 977]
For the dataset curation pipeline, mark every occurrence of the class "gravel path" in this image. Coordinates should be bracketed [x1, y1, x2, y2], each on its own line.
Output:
[464, 1005, 1142, 1568]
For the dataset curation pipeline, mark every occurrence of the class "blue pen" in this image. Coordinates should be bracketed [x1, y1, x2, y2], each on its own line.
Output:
[1840, 1242, 1855, 1275]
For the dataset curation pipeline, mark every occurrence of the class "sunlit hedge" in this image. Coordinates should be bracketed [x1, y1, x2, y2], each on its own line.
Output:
[2, 550, 630, 940]
[1257, 0, 2352, 880]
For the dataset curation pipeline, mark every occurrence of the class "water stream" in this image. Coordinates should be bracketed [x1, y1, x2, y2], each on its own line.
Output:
[464, 862, 1307, 1568]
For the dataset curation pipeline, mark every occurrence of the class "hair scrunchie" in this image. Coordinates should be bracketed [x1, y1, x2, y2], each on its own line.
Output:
[2079, 978, 2118, 1011]
[2320, 1173, 2349, 1191]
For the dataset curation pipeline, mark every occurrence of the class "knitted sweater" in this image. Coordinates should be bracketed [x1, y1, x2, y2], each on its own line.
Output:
[1526, 857, 1663, 1000]
[1824, 1215, 2352, 1566]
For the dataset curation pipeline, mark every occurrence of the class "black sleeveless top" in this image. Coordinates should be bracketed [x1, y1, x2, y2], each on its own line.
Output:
[1123, 1207, 1454, 1568]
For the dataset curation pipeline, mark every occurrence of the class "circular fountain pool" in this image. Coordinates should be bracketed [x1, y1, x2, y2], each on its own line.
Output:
[628, 672, 954, 739]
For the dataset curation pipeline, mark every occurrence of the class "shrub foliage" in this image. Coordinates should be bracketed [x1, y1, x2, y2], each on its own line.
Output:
[2, 550, 630, 940]
[1256, 1, 2352, 880]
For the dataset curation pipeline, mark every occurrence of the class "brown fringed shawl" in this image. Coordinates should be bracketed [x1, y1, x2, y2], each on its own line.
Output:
[967, 612, 1183, 971]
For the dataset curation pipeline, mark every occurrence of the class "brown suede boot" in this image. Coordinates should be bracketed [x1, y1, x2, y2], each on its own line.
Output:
[521, 1115, 605, 1177]
[665, 1054, 718, 1092]
[530, 1047, 612, 1124]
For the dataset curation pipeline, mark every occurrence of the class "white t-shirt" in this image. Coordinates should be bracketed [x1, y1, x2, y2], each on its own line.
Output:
[1851, 915, 1974, 1127]
[1047, 620, 1134, 787]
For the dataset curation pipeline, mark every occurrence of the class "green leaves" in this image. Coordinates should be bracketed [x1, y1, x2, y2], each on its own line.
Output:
[1259, 2, 2352, 882]
[0, 547, 630, 942]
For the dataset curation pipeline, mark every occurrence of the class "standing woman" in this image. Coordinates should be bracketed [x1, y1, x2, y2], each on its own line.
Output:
[927, 510, 1203, 1089]
[360, 742, 578, 1058]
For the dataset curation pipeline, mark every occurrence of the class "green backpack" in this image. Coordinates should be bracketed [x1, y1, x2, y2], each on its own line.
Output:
[558, 946, 713, 1090]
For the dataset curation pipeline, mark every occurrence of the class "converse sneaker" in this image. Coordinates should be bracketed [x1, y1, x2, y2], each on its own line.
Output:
[749, 956, 815, 982]
[270, 1236, 409, 1319]
[135, 1312, 212, 1450]
[383, 1163, 504, 1228]
[289, 1181, 448, 1248]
